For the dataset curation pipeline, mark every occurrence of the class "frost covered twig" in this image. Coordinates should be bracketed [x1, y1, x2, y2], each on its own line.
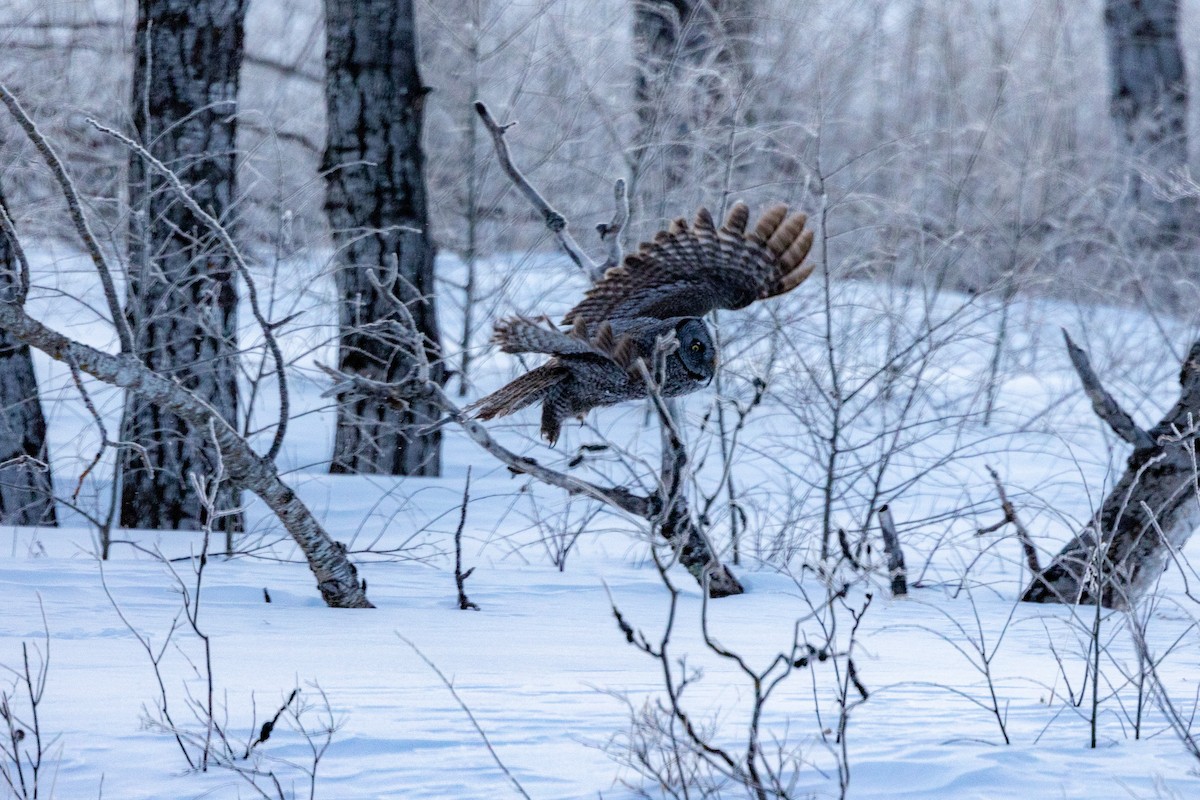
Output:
[88, 118, 291, 462]
[0, 82, 134, 353]
[475, 101, 602, 281]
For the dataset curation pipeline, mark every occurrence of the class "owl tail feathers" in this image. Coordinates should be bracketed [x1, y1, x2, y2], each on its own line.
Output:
[465, 363, 569, 441]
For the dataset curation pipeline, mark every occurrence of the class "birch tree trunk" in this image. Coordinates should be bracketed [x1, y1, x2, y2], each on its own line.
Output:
[0, 183, 55, 526]
[120, 0, 245, 532]
[1023, 336, 1200, 607]
[323, 0, 444, 476]
[1104, 0, 1193, 233]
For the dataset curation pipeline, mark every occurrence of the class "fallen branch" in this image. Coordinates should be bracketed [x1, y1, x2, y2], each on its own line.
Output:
[0, 301, 372, 608]
[1023, 336, 1200, 606]
[320, 362, 742, 597]
[1062, 328, 1155, 451]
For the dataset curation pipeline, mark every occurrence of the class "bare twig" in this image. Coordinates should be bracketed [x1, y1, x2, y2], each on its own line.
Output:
[243, 688, 300, 760]
[87, 118, 291, 462]
[455, 468, 479, 611]
[0, 599, 51, 800]
[981, 465, 1042, 576]
[837, 528, 863, 570]
[0, 83, 134, 352]
[474, 101, 601, 280]
[597, 178, 629, 272]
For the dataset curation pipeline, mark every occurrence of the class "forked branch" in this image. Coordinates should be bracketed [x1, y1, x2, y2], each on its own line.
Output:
[1063, 328, 1155, 451]
[475, 101, 604, 281]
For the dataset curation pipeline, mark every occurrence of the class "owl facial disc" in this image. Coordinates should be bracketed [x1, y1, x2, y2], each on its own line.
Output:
[675, 318, 716, 381]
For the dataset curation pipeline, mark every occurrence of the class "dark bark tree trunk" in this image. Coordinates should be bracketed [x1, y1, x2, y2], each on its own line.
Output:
[0, 183, 55, 526]
[630, 0, 754, 208]
[1023, 335, 1200, 607]
[120, 0, 245, 532]
[322, 0, 444, 476]
[1104, 0, 1193, 232]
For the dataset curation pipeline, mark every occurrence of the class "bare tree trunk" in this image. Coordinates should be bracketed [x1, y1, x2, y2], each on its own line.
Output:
[1104, 0, 1192, 233]
[0, 183, 55, 526]
[120, 0, 245, 532]
[323, 0, 444, 475]
[1023, 334, 1200, 607]
[630, 0, 754, 212]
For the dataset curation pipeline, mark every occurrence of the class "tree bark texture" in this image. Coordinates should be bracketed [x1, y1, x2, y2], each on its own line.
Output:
[0, 184, 55, 526]
[0, 302, 372, 608]
[120, 0, 245, 532]
[631, 0, 754, 200]
[323, 0, 444, 476]
[1104, 0, 1191, 230]
[1023, 340, 1200, 607]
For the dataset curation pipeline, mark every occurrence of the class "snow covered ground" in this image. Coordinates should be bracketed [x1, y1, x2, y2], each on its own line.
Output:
[2, 245, 1199, 799]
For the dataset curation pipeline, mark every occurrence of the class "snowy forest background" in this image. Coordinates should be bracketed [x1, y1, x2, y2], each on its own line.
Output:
[2, 1, 1200, 798]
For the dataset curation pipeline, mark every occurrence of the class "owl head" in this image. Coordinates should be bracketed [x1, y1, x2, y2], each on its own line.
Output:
[675, 318, 716, 381]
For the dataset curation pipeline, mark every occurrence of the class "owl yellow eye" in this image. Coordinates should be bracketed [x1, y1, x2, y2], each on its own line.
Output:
[690, 342, 703, 353]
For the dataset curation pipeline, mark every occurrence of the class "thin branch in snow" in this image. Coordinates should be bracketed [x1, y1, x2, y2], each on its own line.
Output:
[399, 636, 531, 800]
[455, 468, 479, 611]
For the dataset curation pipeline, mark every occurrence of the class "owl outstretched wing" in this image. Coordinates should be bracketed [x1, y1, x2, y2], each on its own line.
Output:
[561, 202, 815, 328]
[490, 315, 641, 372]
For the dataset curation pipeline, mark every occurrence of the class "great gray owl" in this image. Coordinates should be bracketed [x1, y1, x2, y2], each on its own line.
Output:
[467, 202, 815, 443]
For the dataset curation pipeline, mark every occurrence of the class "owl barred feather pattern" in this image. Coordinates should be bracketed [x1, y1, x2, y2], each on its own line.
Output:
[467, 202, 815, 443]
[561, 202, 815, 326]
